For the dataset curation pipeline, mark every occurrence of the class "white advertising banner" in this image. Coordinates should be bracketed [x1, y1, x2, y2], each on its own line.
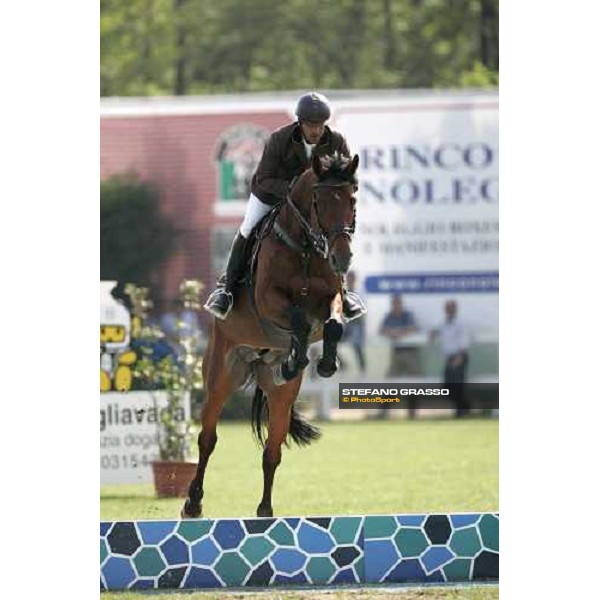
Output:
[333, 95, 499, 337]
[100, 391, 191, 485]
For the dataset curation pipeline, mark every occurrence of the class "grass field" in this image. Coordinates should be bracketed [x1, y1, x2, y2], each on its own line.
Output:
[101, 418, 498, 521]
[101, 418, 498, 599]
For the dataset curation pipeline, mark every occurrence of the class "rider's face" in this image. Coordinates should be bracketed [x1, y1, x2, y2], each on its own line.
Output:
[300, 120, 326, 144]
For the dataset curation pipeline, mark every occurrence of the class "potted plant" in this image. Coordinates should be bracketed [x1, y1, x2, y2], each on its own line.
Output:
[130, 280, 205, 498]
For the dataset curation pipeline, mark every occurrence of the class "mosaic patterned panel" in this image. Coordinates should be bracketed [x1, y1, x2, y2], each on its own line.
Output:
[363, 513, 499, 584]
[100, 513, 498, 591]
[101, 516, 365, 590]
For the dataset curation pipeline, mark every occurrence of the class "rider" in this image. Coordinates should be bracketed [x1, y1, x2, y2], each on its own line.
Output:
[204, 91, 366, 322]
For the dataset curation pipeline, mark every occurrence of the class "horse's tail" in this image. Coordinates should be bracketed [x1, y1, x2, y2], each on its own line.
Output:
[251, 386, 268, 448]
[251, 386, 322, 448]
[289, 406, 321, 446]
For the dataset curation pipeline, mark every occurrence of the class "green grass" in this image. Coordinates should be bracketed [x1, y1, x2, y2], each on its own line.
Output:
[101, 418, 498, 521]
[101, 584, 499, 599]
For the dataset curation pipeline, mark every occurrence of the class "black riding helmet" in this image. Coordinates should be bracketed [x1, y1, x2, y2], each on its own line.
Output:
[295, 92, 331, 122]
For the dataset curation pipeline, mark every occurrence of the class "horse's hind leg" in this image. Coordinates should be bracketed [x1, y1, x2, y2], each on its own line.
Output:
[317, 292, 344, 378]
[182, 326, 233, 519]
[256, 373, 303, 517]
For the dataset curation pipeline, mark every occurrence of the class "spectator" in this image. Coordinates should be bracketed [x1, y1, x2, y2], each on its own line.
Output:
[380, 294, 419, 376]
[341, 272, 366, 374]
[379, 294, 420, 418]
[430, 299, 470, 418]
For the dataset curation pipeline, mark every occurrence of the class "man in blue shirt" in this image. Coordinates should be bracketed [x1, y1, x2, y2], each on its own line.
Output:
[379, 294, 420, 418]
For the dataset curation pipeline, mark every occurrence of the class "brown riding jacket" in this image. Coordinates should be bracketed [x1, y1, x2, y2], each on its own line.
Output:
[250, 122, 351, 206]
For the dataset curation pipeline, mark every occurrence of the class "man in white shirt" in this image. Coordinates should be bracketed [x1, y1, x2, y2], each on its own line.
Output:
[430, 300, 470, 417]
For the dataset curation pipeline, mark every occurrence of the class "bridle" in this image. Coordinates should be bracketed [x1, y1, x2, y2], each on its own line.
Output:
[280, 181, 357, 260]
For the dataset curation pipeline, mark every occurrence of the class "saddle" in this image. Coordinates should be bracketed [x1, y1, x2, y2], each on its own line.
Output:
[240, 203, 283, 287]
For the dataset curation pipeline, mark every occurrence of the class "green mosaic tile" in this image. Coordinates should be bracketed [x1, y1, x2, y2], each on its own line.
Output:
[100, 539, 107, 565]
[443, 558, 472, 581]
[133, 547, 166, 577]
[354, 555, 365, 579]
[479, 514, 499, 552]
[306, 556, 337, 583]
[267, 521, 295, 546]
[214, 552, 251, 586]
[330, 517, 362, 544]
[367, 516, 398, 538]
[177, 520, 213, 542]
[450, 527, 482, 558]
[240, 536, 274, 566]
[394, 527, 429, 557]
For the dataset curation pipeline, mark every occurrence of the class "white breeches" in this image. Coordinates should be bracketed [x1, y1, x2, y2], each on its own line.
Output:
[239, 193, 272, 238]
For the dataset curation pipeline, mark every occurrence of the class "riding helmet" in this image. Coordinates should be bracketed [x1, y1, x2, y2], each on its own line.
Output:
[295, 92, 331, 122]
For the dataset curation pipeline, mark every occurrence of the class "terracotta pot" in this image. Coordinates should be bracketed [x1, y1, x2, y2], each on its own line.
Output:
[151, 461, 197, 498]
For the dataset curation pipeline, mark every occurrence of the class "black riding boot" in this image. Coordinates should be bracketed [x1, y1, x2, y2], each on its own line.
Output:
[342, 284, 367, 322]
[204, 232, 248, 320]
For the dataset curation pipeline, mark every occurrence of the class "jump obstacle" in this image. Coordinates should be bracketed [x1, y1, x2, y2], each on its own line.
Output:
[100, 512, 498, 591]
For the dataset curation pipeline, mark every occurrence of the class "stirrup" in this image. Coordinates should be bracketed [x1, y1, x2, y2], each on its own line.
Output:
[343, 290, 367, 322]
[203, 288, 234, 320]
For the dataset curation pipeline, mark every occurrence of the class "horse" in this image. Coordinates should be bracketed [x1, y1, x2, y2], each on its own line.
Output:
[182, 152, 359, 519]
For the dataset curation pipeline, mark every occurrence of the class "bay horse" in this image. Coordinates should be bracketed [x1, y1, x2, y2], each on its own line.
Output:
[182, 152, 359, 519]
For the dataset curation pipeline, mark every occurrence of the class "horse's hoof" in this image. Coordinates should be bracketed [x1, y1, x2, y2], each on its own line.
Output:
[256, 505, 273, 518]
[317, 357, 339, 378]
[181, 499, 202, 519]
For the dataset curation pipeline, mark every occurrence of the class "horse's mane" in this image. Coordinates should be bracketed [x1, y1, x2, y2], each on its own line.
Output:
[315, 152, 358, 186]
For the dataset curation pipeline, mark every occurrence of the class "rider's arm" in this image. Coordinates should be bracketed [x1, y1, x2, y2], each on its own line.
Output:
[252, 135, 289, 204]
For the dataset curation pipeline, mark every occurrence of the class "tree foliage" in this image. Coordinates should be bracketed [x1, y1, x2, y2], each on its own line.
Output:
[100, 174, 180, 285]
[101, 0, 498, 96]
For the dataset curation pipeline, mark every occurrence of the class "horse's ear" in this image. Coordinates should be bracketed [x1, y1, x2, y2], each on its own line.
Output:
[312, 153, 322, 177]
[348, 154, 359, 176]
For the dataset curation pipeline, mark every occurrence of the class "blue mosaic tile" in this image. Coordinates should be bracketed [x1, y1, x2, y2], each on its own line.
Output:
[160, 535, 190, 565]
[184, 567, 222, 588]
[271, 548, 307, 574]
[425, 569, 446, 583]
[364, 539, 399, 582]
[100, 522, 111, 537]
[191, 537, 220, 566]
[298, 522, 335, 553]
[396, 515, 426, 527]
[103, 556, 136, 589]
[213, 519, 245, 550]
[286, 518, 301, 530]
[273, 572, 309, 584]
[450, 514, 481, 529]
[385, 558, 426, 583]
[421, 546, 455, 573]
[331, 567, 357, 584]
[130, 579, 155, 590]
[138, 521, 176, 545]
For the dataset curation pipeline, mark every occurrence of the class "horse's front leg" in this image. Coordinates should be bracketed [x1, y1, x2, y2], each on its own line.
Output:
[279, 305, 310, 382]
[317, 292, 344, 378]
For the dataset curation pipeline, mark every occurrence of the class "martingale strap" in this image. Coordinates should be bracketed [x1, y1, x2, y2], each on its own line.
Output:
[273, 222, 306, 255]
